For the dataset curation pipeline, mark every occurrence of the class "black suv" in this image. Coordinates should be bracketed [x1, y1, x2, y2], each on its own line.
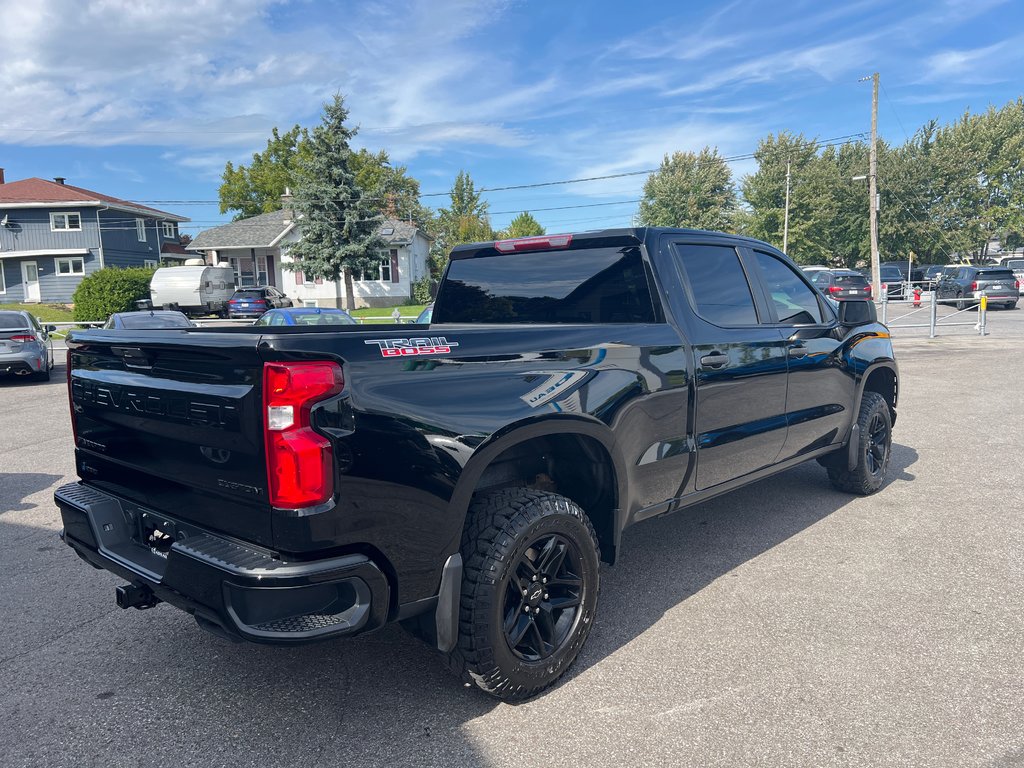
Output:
[227, 286, 294, 318]
[936, 266, 1019, 310]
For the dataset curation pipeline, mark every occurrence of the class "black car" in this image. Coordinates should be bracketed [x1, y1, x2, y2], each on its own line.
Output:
[811, 269, 873, 299]
[936, 266, 1019, 310]
[878, 266, 906, 299]
[227, 286, 293, 318]
[103, 310, 194, 330]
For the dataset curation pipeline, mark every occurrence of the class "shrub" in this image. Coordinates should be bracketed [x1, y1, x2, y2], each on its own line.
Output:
[410, 276, 433, 305]
[72, 267, 156, 321]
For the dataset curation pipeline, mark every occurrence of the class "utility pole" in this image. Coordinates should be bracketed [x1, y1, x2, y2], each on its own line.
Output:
[783, 160, 791, 253]
[867, 72, 880, 299]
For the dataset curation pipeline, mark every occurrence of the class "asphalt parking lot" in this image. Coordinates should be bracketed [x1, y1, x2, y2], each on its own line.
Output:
[2, 323, 1023, 767]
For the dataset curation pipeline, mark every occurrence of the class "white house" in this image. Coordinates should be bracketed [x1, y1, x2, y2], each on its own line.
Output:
[187, 210, 431, 309]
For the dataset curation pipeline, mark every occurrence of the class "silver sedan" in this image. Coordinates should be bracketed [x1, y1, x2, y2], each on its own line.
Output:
[0, 310, 55, 382]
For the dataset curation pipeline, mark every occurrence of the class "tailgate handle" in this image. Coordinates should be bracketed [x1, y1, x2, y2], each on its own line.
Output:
[700, 352, 729, 369]
[112, 346, 153, 369]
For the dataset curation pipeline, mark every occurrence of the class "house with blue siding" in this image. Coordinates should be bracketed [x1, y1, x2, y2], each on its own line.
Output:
[0, 170, 190, 304]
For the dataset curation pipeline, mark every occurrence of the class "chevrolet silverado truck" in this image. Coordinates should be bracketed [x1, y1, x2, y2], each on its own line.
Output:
[56, 228, 898, 701]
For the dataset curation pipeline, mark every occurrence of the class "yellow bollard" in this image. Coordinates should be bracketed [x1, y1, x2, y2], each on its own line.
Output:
[980, 295, 988, 312]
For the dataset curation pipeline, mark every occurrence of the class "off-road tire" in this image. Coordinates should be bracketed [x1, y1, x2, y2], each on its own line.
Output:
[827, 391, 892, 495]
[447, 488, 600, 701]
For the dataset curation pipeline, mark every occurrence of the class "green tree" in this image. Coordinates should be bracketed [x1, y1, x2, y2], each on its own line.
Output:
[638, 147, 736, 231]
[500, 211, 545, 238]
[219, 125, 309, 219]
[72, 267, 156, 321]
[285, 94, 384, 310]
[350, 148, 434, 229]
[431, 170, 493, 276]
[740, 132, 820, 261]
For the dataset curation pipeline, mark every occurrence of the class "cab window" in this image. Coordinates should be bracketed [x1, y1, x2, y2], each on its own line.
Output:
[753, 251, 824, 325]
[674, 243, 759, 326]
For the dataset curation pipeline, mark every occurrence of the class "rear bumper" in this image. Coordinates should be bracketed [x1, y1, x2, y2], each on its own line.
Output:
[55, 482, 390, 644]
[0, 353, 43, 374]
[227, 309, 266, 318]
[970, 291, 1017, 303]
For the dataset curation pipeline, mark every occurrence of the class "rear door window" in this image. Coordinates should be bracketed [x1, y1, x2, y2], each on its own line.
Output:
[752, 251, 824, 325]
[674, 244, 759, 326]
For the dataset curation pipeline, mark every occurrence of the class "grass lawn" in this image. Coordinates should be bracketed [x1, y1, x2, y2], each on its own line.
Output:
[0, 303, 75, 323]
[349, 304, 427, 321]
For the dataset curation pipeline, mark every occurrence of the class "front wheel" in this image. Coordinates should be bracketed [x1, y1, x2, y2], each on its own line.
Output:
[448, 488, 600, 701]
[828, 391, 893, 495]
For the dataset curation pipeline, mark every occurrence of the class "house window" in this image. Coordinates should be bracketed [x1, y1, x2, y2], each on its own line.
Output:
[161, 222, 175, 238]
[50, 212, 82, 231]
[55, 257, 85, 276]
[136, 219, 146, 242]
[144, 259, 158, 268]
[302, 299, 318, 308]
[357, 258, 390, 282]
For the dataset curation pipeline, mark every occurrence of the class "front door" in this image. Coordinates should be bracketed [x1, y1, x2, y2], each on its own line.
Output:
[22, 261, 41, 302]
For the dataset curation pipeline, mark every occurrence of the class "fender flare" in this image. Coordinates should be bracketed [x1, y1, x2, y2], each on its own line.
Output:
[448, 414, 630, 553]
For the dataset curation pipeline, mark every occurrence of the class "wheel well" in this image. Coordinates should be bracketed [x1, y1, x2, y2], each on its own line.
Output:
[863, 366, 897, 424]
[473, 434, 618, 563]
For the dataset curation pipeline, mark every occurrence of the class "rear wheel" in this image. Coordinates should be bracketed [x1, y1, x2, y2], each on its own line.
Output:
[956, 292, 966, 311]
[828, 392, 892, 495]
[448, 488, 600, 701]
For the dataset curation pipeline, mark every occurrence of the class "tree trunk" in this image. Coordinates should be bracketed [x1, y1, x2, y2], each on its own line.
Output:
[343, 268, 356, 311]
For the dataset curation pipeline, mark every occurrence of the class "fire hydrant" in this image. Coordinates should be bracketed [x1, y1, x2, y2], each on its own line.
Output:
[913, 286, 922, 307]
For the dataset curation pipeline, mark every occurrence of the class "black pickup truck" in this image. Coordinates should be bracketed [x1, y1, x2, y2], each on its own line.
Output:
[56, 228, 898, 700]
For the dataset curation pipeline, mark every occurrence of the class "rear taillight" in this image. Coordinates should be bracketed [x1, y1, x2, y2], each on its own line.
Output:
[263, 361, 344, 509]
[67, 357, 77, 443]
[1015, 280, 1020, 289]
[494, 234, 573, 253]
[866, 284, 872, 296]
[828, 286, 842, 294]
[10, 334, 34, 342]
[229, 299, 240, 304]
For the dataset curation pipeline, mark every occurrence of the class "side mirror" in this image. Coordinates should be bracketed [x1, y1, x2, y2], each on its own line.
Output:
[45, 324, 57, 333]
[837, 298, 877, 326]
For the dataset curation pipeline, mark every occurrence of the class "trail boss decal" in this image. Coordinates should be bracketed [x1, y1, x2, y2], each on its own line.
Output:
[365, 337, 460, 357]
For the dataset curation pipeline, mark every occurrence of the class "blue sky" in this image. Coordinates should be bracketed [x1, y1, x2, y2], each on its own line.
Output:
[1, 0, 1021, 235]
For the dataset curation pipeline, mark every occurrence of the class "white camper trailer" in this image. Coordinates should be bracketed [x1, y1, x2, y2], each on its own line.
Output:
[149, 264, 236, 317]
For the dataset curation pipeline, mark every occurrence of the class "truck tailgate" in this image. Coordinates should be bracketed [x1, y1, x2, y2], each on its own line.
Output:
[67, 329, 272, 545]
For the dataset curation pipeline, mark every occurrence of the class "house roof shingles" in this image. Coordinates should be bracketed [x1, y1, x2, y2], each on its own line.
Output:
[0, 177, 188, 221]
[188, 214, 427, 251]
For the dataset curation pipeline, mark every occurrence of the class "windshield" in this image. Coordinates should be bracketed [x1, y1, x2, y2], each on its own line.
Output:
[119, 313, 193, 329]
[977, 270, 1014, 281]
[834, 273, 868, 286]
[1005, 260, 1024, 270]
[0, 312, 29, 331]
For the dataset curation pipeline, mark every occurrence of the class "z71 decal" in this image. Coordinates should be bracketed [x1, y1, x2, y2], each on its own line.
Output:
[364, 337, 460, 357]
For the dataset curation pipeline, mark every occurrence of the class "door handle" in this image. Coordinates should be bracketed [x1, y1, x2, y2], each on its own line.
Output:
[700, 352, 729, 369]
[788, 345, 808, 358]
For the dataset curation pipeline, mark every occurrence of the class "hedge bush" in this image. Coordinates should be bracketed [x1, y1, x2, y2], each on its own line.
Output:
[410, 276, 433, 305]
[72, 267, 156, 321]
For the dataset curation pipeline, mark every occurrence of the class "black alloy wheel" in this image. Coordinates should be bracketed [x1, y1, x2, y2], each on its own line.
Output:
[448, 487, 600, 701]
[864, 410, 890, 478]
[502, 533, 584, 662]
[827, 391, 893, 495]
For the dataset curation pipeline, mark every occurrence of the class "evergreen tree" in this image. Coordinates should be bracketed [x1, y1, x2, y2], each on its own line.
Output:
[638, 147, 735, 231]
[285, 94, 384, 310]
[500, 211, 545, 238]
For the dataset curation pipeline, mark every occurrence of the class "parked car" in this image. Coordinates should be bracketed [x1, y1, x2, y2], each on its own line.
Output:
[414, 304, 434, 324]
[150, 264, 236, 317]
[922, 265, 945, 286]
[226, 286, 293, 318]
[879, 266, 906, 298]
[810, 269, 873, 299]
[103, 310, 194, 330]
[880, 261, 924, 282]
[254, 307, 357, 326]
[0, 310, 54, 381]
[936, 266, 1019, 310]
[1001, 258, 1024, 295]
